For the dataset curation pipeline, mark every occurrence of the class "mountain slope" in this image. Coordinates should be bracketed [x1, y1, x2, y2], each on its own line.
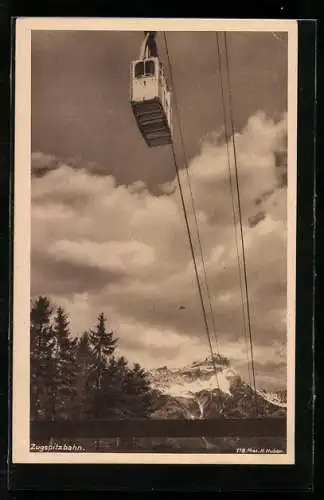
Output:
[148, 355, 287, 419]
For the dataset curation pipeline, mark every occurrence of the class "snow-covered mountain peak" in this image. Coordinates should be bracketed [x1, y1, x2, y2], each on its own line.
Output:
[149, 355, 287, 411]
[149, 355, 239, 399]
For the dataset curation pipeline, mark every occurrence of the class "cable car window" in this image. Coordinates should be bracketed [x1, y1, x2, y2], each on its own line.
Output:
[145, 60, 155, 76]
[135, 62, 145, 78]
[134, 60, 156, 79]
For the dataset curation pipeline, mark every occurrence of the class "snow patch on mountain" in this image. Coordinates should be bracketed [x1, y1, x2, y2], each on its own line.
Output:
[154, 370, 233, 398]
[150, 356, 237, 398]
[257, 389, 287, 408]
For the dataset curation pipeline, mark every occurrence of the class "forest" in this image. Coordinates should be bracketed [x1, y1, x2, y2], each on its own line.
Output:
[30, 296, 287, 452]
[30, 296, 156, 423]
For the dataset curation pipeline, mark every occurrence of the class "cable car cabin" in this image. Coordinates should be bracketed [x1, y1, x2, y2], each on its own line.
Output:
[130, 57, 172, 148]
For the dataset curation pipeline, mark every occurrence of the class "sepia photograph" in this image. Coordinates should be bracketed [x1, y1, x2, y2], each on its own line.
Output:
[12, 18, 298, 464]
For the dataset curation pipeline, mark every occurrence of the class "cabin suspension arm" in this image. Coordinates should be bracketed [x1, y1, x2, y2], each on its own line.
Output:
[140, 31, 158, 60]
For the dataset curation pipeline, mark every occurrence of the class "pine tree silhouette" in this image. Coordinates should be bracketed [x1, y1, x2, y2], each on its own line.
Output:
[122, 363, 155, 418]
[30, 296, 56, 421]
[74, 331, 95, 418]
[52, 306, 78, 419]
[87, 313, 118, 418]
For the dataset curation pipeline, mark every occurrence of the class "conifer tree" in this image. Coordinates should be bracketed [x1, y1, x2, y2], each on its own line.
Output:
[74, 331, 94, 418]
[100, 355, 130, 418]
[122, 362, 155, 418]
[89, 313, 117, 359]
[30, 296, 56, 420]
[52, 306, 78, 418]
[87, 313, 118, 417]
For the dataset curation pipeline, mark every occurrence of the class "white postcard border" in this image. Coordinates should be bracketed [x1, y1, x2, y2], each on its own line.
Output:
[12, 17, 298, 465]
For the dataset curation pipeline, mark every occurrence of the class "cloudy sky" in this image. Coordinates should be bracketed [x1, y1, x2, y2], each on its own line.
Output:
[31, 29, 288, 390]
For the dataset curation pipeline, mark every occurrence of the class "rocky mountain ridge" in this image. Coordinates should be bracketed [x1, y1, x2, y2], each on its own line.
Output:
[148, 355, 287, 419]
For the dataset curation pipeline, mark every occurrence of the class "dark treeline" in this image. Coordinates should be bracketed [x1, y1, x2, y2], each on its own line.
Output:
[30, 296, 156, 422]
